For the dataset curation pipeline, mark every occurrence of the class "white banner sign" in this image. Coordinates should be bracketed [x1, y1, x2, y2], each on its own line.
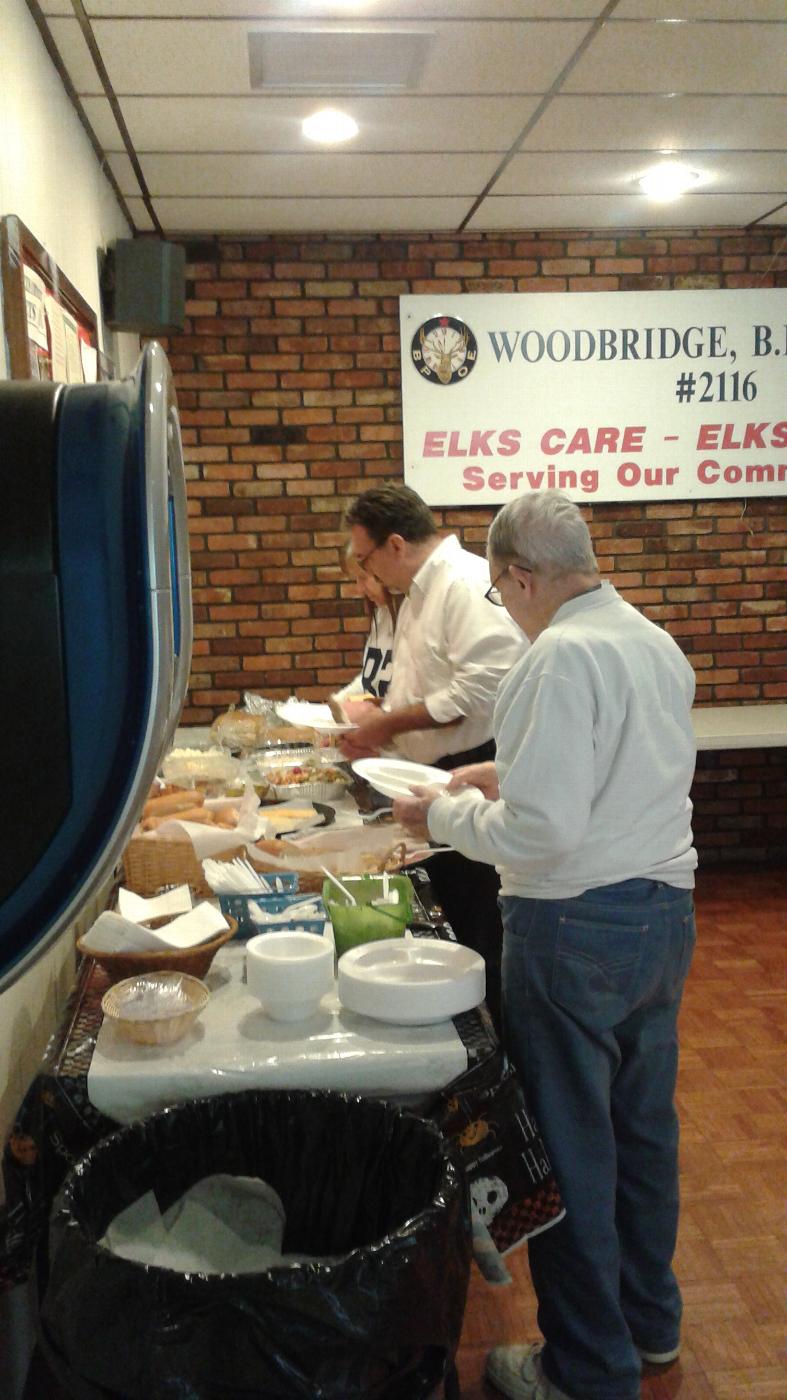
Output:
[400, 289, 787, 505]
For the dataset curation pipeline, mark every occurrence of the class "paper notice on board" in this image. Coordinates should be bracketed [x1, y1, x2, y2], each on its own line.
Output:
[81, 340, 98, 383]
[46, 297, 68, 381]
[63, 310, 84, 383]
[24, 266, 48, 350]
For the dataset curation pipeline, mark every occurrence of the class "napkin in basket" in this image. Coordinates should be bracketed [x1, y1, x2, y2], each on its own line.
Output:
[81, 904, 228, 955]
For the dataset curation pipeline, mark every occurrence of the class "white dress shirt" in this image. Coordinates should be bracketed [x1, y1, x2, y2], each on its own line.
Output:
[384, 534, 524, 764]
[427, 581, 697, 895]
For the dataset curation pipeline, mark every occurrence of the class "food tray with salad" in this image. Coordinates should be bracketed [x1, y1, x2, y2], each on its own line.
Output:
[250, 753, 352, 802]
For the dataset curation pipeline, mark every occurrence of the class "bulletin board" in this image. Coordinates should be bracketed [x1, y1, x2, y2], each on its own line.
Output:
[0, 214, 100, 383]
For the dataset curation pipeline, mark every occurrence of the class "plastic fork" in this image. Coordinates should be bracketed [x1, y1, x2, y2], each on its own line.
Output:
[320, 866, 357, 905]
[239, 859, 273, 892]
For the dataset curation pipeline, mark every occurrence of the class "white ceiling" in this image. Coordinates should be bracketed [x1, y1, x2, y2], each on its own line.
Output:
[33, 0, 787, 235]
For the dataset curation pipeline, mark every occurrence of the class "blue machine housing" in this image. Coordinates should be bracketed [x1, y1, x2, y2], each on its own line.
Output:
[0, 343, 192, 991]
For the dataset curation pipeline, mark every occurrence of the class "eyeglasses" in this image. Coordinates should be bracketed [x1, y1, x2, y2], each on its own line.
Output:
[355, 538, 388, 572]
[485, 565, 510, 605]
[485, 564, 530, 605]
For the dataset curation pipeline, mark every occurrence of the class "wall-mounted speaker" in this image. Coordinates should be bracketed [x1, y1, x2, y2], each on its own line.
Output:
[102, 239, 186, 334]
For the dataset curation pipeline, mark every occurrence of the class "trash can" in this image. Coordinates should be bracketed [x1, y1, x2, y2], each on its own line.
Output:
[38, 1090, 471, 1400]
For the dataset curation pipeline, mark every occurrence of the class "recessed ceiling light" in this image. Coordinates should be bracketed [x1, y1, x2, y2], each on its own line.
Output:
[638, 160, 703, 202]
[302, 108, 359, 145]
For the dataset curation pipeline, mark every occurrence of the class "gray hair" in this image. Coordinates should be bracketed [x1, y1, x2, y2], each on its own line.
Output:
[488, 490, 598, 577]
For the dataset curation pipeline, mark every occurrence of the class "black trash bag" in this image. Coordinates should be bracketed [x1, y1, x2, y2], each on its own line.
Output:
[39, 1089, 472, 1400]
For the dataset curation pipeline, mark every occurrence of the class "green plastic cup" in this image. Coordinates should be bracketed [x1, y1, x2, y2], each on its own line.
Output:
[322, 874, 412, 959]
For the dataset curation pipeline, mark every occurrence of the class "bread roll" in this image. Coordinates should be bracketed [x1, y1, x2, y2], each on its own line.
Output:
[143, 788, 204, 818]
[142, 806, 215, 831]
[210, 711, 271, 750]
[252, 837, 303, 858]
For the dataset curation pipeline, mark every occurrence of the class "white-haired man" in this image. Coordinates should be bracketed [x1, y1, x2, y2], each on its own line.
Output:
[394, 490, 697, 1400]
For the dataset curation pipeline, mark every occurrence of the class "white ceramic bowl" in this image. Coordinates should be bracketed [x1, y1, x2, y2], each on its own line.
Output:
[337, 938, 485, 1026]
[246, 930, 334, 1021]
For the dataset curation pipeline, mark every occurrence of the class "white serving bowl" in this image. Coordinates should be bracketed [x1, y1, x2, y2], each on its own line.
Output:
[246, 930, 334, 1021]
[337, 938, 485, 1026]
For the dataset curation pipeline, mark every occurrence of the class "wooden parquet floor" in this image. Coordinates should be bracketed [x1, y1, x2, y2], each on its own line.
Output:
[455, 866, 787, 1400]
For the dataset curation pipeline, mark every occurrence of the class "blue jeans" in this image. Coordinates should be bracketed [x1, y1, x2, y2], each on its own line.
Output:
[500, 880, 696, 1400]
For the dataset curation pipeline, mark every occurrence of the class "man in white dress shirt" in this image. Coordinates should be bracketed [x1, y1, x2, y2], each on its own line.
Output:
[339, 484, 524, 1028]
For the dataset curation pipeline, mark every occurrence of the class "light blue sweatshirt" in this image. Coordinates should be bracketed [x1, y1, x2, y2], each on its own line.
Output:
[427, 582, 697, 898]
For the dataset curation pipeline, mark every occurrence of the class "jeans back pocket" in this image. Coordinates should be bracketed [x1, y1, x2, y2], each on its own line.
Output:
[551, 916, 648, 1031]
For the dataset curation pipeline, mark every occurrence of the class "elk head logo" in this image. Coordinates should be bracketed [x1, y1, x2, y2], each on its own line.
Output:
[420, 324, 469, 385]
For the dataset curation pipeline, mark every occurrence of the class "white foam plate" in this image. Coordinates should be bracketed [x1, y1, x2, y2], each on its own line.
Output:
[276, 700, 356, 734]
[337, 938, 485, 1025]
[351, 757, 452, 800]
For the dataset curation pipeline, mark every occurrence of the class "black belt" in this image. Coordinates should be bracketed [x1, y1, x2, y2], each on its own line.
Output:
[434, 738, 495, 771]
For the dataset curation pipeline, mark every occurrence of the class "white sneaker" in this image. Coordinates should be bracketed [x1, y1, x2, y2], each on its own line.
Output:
[485, 1343, 577, 1400]
[638, 1343, 680, 1365]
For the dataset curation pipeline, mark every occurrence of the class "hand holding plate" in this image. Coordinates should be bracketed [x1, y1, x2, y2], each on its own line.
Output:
[445, 761, 499, 799]
[392, 783, 439, 841]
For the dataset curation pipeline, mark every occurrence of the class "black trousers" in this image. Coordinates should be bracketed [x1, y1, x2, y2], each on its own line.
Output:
[412, 739, 503, 1035]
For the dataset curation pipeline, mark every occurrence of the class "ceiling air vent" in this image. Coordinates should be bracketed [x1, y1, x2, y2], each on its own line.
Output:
[248, 29, 431, 95]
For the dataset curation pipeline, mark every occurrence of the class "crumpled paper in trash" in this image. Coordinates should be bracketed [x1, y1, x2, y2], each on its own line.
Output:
[99, 1174, 311, 1274]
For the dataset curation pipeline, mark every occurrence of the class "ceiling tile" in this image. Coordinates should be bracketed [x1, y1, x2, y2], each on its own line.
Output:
[564, 20, 787, 94]
[46, 18, 100, 93]
[76, 2, 603, 17]
[85, 94, 540, 153]
[420, 20, 592, 95]
[467, 192, 781, 229]
[105, 152, 138, 192]
[141, 195, 474, 234]
[128, 151, 499, 198]
[87, 19, 591, 97]
[617, 2, 786, 17]
[525, 94, 787, 151]
[760, 201, 787, 222]
[495, 150, 787, 196]
[77, 94, 120, 149]
[123, 198, 156, 232]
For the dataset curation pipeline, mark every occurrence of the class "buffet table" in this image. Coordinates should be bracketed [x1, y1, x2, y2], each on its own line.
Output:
[1, 867, 562, 1296]
[85, 870, 487, 1125]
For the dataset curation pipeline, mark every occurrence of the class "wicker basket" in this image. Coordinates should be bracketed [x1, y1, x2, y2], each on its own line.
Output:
[123, 832, 324, 896]
[122, 836, 247, 897]
[77, 917, 237, 985]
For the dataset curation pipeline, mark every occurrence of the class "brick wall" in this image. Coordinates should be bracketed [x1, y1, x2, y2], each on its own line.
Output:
[159, 225, 786, 863]
[692, 749, 785, 865]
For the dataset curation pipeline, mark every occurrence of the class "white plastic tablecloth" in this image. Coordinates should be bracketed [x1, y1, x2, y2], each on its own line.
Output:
[87, 945, 469, 1125]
